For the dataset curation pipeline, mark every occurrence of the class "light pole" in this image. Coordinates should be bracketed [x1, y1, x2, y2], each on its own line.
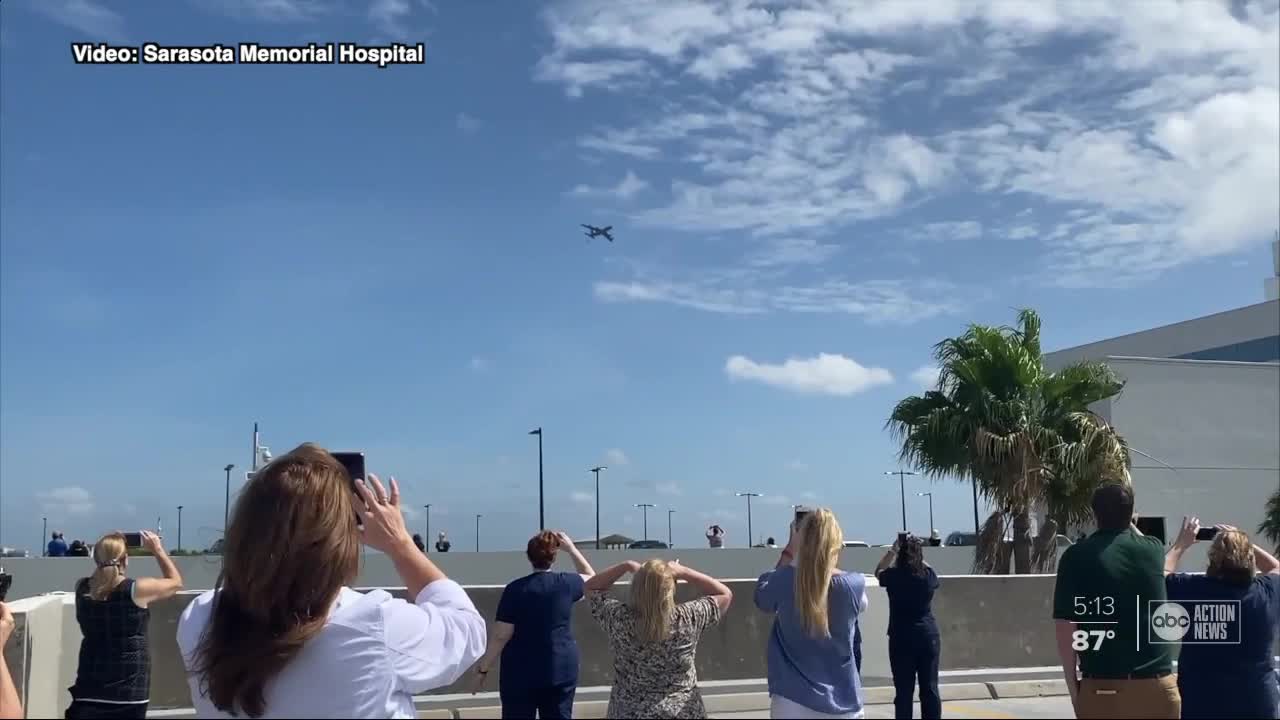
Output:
[223, 464, 235, 533]
[529, 428, 544, 530]
[423, 505, 431, 549]
[884, 470, 917, 532]
[591, 466, 607, 550]
[177, 505, 184, 552]
[42, 517, 47, 556]
[917, 492, 934, 534]
[736, 492, 761, 547]
[635, 503, 655, 541]
[667, 509, 676, 547]
[475, 514, 482, 552]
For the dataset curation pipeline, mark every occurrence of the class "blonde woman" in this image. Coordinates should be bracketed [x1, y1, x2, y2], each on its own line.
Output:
[1164, 517, 1280, 719]
[67, 530, 183, 719]
[755, 508, 868, 719]
[585, 558, 732, 718]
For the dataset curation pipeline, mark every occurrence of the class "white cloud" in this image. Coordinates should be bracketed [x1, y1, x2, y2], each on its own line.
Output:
[191, 0, 330, 23]
[456, 112, 481, 134]
[570, 170, 649, 200]
[910, 365, 941, 389]
[604, 448, 628, 466]
[800, 490, 818, 501]
[569, 491, 594, 505]
[594, 266, 960, 324]
[368, 0, 433, 40]
[37, 486, 95, 516]
[725, 353, 894, 396]
[655, 481, 681, 497]
[469, 356, 489, 371]
[32, 0, 128, 42]
[786, 459, 809, 472]
[537, 0, 1280, 288]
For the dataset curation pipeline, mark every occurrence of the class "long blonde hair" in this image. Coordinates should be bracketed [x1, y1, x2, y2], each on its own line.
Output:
[795, 508, 843, 638]
[630, 558, 676, 643]
[88, 533, 128, 601]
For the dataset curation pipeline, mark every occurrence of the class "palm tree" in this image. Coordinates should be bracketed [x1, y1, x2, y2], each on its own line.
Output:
[887, 309, 1131, 573]
[1260, 489, 1280, 549]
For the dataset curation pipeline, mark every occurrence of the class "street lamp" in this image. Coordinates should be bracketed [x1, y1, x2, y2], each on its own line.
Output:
[42, 517, 47, 556]
[223, 464, 236, 533]
[423, 504, 431, 548]
[591, 466, 607, 550]
[529, 428, 544, 530]
[736, 492, 761, 547]
[667, 508, 676, 548]
[884, 470, 918, 532]
[917, 492, 934, 534]
[177, 505, 184, 552]
[634, 503, 655, 541]
[475, 514, 482, 553]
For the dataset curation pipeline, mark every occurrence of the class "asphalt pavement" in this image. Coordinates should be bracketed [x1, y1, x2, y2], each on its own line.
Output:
[713, 695, 1075, 719]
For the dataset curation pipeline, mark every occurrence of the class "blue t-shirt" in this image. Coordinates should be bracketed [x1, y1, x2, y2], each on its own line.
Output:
[495, 571, 585, 691]
[47, 538, 68, 557]
[1166, 572, 1280, 719]
[754, 566, 867, 716]
[876, 565, 940, 636]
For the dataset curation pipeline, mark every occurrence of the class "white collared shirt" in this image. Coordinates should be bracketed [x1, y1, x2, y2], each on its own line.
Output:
[177, 581, 486, 718]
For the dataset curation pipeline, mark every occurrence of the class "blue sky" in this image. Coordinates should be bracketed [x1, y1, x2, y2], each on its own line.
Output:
[1, 0, 1277, 555]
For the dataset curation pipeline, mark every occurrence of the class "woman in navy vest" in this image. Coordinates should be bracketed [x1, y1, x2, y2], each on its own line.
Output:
[66, 530, 183, 719]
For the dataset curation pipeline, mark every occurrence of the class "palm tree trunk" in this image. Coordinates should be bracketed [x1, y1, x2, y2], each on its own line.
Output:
[1012, 509, 1032, 574]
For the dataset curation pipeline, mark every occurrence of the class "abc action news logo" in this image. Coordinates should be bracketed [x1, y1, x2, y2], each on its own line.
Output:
[1149, 600, 1243, 644]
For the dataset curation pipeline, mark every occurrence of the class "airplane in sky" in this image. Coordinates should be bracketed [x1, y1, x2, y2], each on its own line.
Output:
[581, 224, 614, 242]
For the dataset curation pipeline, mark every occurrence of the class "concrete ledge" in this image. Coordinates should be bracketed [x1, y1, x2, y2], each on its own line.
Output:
[862, 686, 897, 705]
[938, 682, 993, 701]
[987, 679, 1068, 699]
[703, 692, 770, 713]
[418, 711, 455, 720]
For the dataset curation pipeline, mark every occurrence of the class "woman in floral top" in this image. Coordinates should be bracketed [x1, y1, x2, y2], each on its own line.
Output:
[586, 559, 733, 719]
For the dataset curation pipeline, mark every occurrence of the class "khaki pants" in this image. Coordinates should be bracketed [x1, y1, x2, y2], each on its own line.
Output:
[1076, 675, 1180, 719]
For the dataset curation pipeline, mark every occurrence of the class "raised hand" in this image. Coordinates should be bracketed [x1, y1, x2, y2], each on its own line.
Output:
[140, 530, 164, 554]
[356, 474, 412, 554]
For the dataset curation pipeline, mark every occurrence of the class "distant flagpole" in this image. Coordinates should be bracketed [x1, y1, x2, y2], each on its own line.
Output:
[530, 428, 545, 530]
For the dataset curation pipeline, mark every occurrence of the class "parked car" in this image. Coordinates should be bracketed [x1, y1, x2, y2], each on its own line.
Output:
[628, 540, 668, 550]
[945, 531, 978, 547]
[843, 541, 869, 548]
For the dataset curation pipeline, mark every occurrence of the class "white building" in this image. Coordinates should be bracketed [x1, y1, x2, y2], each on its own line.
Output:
[1044, 300, 1279, 558]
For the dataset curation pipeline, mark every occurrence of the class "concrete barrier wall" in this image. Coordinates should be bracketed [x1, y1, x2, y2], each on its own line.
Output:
[19, 573, 1060, 712]
[4, 594, 70, 719]
[0, 547, 978, 600]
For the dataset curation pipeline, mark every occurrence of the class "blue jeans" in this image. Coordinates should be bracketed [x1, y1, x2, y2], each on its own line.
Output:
[501, 683, 576, 719]
[888, 630, 940, 719]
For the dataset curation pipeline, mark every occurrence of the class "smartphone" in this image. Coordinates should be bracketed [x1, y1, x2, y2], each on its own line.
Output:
[0, 572, 11, 602]
[794, 506, 812, 527]
[123, 532, 143, 548]
[330, 451, 367, 524]
[1195, 526, 1219, 542]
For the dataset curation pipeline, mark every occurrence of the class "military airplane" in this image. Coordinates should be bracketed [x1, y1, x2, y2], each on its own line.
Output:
[581, 224, 614, 242]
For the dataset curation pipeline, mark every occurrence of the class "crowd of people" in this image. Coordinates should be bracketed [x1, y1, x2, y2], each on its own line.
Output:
[4, 443, 1275, 719]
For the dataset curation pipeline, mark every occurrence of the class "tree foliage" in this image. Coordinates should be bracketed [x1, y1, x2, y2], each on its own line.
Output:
[887, 308, 1131, 573]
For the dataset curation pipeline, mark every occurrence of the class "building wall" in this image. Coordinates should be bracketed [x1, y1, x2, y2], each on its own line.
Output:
[0, 547, 979, 601]
[1104, 357, 1280, 562]
[1043, 300, 1280, 369]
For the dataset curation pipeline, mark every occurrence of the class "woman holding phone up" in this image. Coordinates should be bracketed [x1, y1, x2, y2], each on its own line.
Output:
[875, 534, 941, 720]
[755, 508, 868, 719]
[66, 530, 184, 719]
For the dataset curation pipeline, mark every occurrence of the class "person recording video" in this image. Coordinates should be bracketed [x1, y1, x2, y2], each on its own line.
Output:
[1164, 516, 1280, 719]
[706, 525, 725, 549]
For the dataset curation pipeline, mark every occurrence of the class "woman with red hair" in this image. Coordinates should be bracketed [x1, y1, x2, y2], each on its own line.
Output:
[470, 531, 595, 718]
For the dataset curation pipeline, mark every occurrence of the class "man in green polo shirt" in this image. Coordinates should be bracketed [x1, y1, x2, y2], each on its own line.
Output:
[1053, 483, 1180, 719]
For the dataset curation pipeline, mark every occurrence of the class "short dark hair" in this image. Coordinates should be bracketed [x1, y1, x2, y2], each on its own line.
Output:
[526, 531, 561, 570]
[1091, 483, 1134, 530]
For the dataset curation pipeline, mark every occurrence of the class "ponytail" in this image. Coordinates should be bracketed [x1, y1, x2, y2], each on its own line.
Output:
[794, 509, 843, 638]
[88, 533, 128, 600]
